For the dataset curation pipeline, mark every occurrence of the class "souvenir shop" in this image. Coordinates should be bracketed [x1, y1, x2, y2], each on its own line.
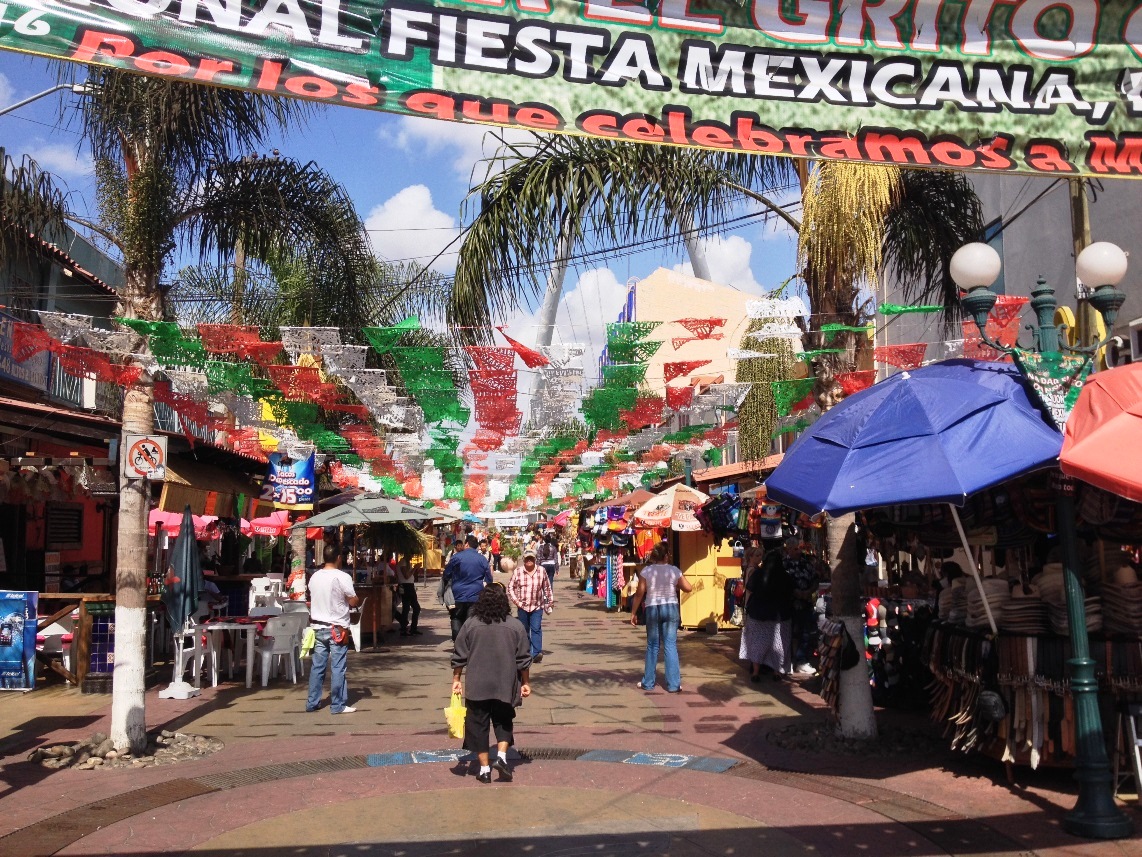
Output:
[575, 481, 822, 631]
[816, 471, 1142, 775]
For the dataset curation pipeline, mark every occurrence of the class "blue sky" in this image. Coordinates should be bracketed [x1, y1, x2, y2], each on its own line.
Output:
[0, 52, 801, 365]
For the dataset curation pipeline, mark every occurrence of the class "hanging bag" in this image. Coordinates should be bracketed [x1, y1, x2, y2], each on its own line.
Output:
[444, 692, 466, 739]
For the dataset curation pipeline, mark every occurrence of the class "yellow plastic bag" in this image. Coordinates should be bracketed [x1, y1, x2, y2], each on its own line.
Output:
[444, 692, 466, 740]
[300, 627, 316, 658]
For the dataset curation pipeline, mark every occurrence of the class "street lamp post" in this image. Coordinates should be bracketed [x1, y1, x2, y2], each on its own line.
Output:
[951, 241, 1134, 841]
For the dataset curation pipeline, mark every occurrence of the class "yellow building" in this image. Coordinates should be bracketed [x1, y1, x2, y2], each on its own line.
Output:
[610, 267, 757, 395]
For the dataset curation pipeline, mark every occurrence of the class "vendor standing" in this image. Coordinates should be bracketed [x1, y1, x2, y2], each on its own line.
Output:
[786, 537, 821, 675]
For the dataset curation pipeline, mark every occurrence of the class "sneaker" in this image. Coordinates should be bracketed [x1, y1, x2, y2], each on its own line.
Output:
[636, 681, 654, 690]
[492, 756, 512, 781]
[333, 706, 357, 714]
[794, 663, 817, 675]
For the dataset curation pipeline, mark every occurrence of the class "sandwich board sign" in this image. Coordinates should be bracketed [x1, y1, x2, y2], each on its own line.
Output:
[124, 434, 167, 481]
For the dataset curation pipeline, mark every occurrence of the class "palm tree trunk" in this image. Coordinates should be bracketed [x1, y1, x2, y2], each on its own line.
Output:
[535, 215, 575, 349]
[827, 512, 877, 738]
[111, 265, 163, 754]
[675, 208, 712, 282]
[111, 381, 154, 753]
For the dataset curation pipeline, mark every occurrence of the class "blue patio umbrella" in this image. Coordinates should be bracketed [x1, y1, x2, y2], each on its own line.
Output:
[765, 359, 1063, 516]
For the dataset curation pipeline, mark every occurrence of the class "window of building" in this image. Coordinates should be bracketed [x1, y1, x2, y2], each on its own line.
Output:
[45, 503, 84, 551]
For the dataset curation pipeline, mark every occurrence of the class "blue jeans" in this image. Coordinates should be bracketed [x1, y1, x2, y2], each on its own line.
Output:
[517, 608, 544, 658]
[542, 562, 557, 590]
[306, 627, 349, 713]
[641, 602, 681, 691]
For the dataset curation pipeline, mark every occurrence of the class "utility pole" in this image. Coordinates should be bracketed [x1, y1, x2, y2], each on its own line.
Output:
[1070, 178, 1094, 348]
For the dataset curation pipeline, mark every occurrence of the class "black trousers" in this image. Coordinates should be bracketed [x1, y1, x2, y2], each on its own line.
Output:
[399, 582, 420, 632]
[462, 697, 515, 753]
[450, 600, 473, 641]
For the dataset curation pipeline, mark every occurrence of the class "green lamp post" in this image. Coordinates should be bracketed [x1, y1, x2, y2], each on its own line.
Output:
[950, 241, 1133, 840]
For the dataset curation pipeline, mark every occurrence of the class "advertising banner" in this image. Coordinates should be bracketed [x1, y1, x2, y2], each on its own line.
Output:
[265, 452, 317, 510]
[0, 590, 38, 691]
[5, 1, 1142, 177]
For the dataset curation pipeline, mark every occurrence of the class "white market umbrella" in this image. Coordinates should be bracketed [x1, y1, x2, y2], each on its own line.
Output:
[633, 484, 710, 532]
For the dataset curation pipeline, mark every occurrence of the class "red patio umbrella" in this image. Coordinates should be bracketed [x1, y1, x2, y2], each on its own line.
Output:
[1060, 362, 1142, 502]
[249, 509, 290, 537]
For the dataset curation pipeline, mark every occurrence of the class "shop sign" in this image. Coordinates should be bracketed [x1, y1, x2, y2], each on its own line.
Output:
[123, 434, 167, 480]
[1012, 350, 1093, 431]
[265, 452, 316, 511]
[464, 453, 522, 477]
[0, 590, 38, 691]
[7, 2, 1142, 177]
[0, 311, 49, 392]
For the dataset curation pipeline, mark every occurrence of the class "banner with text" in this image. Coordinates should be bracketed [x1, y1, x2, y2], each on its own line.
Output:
[7, 1, 1142, 176]
[265, 452, 317, 510]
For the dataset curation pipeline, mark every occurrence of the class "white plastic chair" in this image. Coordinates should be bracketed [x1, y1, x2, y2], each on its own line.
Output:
[174, 598, 213, 684]
[248, 577, 283, 613]
[275, 611, 310, 678]
[254, 615, 300, 686]
[349, 596, 368, 653]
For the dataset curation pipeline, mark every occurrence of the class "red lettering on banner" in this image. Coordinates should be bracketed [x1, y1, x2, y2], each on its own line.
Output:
[691, 123, 733, 149]
[71, 29, 237, 81]
[404, 90, 564, 129]
[71, 29, 135, 63]
[734, 116, 784, 153]
[1086, 133, 1142, 175]
[1025, 140, 1076, 172]
[578, 110, 620, 137]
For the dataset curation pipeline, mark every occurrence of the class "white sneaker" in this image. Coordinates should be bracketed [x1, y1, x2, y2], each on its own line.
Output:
[794, 663, 817, 675]
[334, 706, 357, 714]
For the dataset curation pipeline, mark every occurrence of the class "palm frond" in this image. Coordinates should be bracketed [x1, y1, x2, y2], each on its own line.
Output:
[0, 150, 72, 263]
[882, 170, 983, 334]
[451, 134, 796, 341]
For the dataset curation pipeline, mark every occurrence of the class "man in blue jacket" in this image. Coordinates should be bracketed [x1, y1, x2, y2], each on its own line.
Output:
[443, 534, 493, 641]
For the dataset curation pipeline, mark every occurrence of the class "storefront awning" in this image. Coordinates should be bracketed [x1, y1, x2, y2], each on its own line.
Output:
[161, 457, 262, 516]
[692, 454, 784, 485]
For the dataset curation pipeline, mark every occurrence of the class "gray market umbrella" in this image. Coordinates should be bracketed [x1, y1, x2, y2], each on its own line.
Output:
[161, 506, 204, 689]
[295, 496, 442, 528]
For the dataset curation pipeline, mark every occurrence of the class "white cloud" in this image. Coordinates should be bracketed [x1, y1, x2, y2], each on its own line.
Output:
[25, 141, 93, 179]
[378, 114, 536, 183]
[675, 235, 764, 294]
[364, 184, 460, 273]
[0, 73, 14, 109]
[501, 266, 628, 404]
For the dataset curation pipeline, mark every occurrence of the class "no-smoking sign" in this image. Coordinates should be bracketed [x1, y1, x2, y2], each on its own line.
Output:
[124, 434, 167, 481]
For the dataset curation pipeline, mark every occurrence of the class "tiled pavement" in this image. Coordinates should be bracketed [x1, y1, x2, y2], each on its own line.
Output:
[0, 574, 1139, 856]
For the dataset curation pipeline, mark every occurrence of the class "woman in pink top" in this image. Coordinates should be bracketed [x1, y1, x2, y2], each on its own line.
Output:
[629, 543, 692, 692]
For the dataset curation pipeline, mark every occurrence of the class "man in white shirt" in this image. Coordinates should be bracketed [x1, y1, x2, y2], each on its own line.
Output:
[306, 543, 360, 714]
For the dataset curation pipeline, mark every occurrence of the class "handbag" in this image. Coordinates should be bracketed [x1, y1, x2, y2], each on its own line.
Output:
[444, 692, 466, 739]
[438, 577, 456, 609]
[732, 579, 746, 599]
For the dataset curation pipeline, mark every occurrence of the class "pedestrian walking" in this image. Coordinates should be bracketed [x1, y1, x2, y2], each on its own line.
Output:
[395, 559, 421, 637]
[306, 542, 360, 714]
[787, 540, 821, 674]
[739, 538, 796, 681]
[490, 532, 502, 573]
[536, 533, 559, 589]
[508, 548, 553, 663]
[451, 584, 532, 783]
[629, 543, 692, 693]
[442, 534, 494, 641]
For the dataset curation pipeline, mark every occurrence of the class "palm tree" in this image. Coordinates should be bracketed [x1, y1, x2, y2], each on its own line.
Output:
[19, 68, 381, 753]
[451, 134, 798, 346]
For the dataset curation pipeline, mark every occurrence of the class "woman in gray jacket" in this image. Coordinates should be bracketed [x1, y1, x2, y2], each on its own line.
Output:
[452, 584, 532, 783]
